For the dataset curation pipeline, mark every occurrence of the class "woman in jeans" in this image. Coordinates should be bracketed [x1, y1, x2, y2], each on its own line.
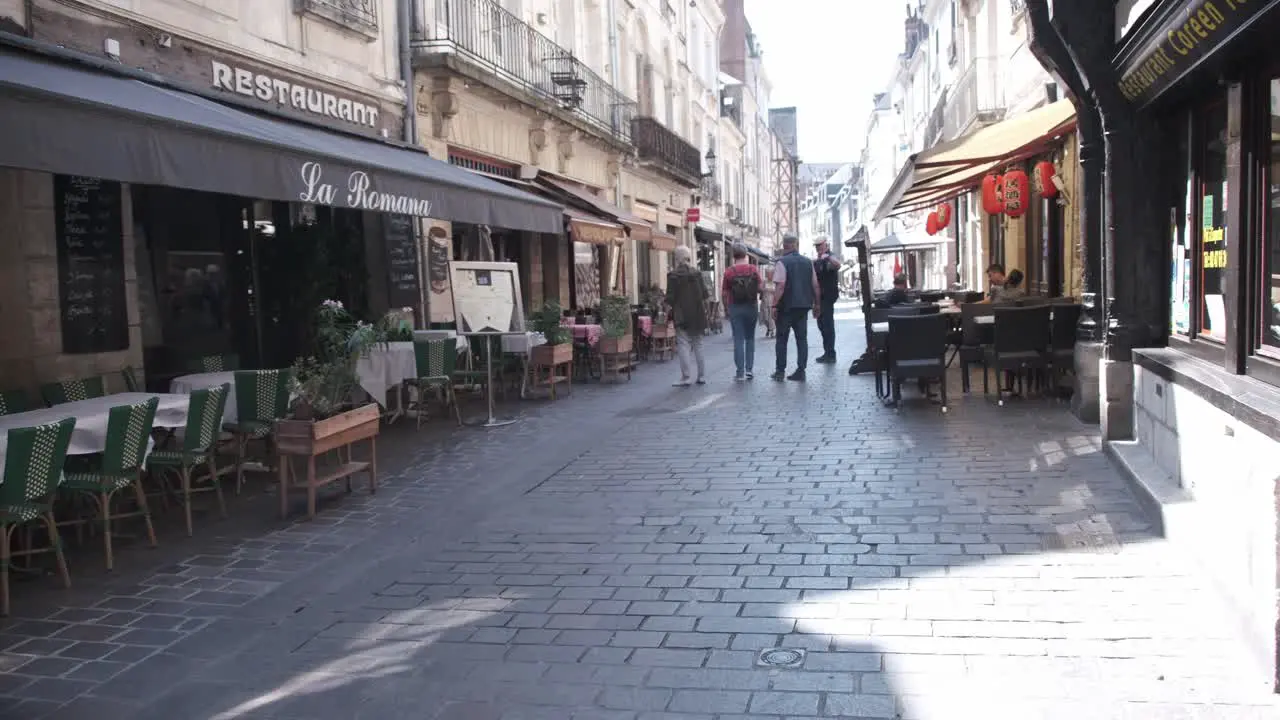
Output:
[721, 243, 764, 381]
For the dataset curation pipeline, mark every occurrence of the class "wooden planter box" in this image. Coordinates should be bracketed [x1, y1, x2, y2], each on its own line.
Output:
[651, 323, 673, 339]
[599, 333, 633, 356]
[274, 403, 380, 520]
[530, 342, 573, 366]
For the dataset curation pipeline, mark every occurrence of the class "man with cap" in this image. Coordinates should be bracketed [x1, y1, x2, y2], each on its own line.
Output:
[812, 238, 841, 363]
[770, 234, 821, 382]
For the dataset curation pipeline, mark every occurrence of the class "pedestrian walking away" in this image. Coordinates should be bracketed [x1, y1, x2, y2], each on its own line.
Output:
[665, 245, 708, 386]
[721, 242, 764, 381]
[770, 233, 821, 382]
[813, 237, 841, 364]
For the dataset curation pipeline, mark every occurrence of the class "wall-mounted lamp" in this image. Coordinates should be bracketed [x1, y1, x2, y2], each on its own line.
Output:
[701, 148, 717, 178]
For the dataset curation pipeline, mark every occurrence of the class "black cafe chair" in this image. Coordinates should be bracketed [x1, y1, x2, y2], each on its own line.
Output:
[886, 313, 951, 413]
[984, 305, 1052, 406]
[865, 308, 893, 398]
[957, 303, 995, 393]
[1046, 303, 1083, 395]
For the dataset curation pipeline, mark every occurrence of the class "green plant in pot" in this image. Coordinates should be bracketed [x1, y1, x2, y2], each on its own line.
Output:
[529, 300, 573, 367]
[599, 294, 633, 355]
[287, 300, 370, 421]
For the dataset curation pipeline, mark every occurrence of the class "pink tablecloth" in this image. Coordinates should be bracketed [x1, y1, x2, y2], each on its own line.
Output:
[570, 323, 602, 347]
[637, 316, 653, 337]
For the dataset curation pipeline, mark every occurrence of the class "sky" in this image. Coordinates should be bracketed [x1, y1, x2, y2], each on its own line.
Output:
[743, 0, 904, 163]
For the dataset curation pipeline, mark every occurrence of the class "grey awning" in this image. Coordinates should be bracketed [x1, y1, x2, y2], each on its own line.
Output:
[0, 47, 564, 233]
[867, 231, 946, 255]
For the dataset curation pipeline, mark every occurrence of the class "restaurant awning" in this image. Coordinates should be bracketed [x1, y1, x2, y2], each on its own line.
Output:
[0, 44, 564, 233]
[566, 207, 625, 246]
[649, 229, 678, 252]
[867, 231, 946, 256]
[873, 100, 1077, 222]
[537, 176, 653, 242]
[746, 245, 770, 262]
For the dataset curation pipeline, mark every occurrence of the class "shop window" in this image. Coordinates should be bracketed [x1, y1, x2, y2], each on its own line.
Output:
[636, 240, 653, 290]
[987, 217, 1005, 270]
[1171, 111, 1194, 337]
[1262, 80, 1280, 353]
[1198, 99, 1229, 342]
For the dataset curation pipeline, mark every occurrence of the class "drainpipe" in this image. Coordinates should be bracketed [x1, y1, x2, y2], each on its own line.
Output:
[398, 0, 416, 143]
[1025, 0, 1103, 423]
[398, 0, 426, 325]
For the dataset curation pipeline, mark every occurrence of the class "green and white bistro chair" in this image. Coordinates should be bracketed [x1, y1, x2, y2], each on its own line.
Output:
[0, 390, 34, 416]
[192, 354, 241, 373]
[60, 397, 159, 571]
[40, 377, 106, 406]
[148, 385, 232, 536]
[0, 417, 76, 616]
[411, 337, 462, 428]
[227, 369, 290, 493]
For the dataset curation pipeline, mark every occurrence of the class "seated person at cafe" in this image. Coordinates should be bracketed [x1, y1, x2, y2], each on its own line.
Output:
[876, 273, 910, 308]
[995, 269, 1026, 304]
[982, 263, 1006, 303]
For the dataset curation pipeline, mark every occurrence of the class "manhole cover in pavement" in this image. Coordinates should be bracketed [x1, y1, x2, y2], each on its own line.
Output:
[757, 648, 806, 668]
[1042, 531, 1121, 554]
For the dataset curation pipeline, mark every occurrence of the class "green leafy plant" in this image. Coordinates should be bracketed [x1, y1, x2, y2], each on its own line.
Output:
[287, 300, 365, 421]
[377, 307, 416, 342]
[530, 301, 571, 346]
[600, 294, 632, 339]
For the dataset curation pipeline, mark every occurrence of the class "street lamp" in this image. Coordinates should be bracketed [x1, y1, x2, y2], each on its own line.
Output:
[701, 147, 716, 178]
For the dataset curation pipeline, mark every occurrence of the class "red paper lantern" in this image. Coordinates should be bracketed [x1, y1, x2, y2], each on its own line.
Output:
[926, 211, 939, 236]
[1034, 160, 1059, 198]
[1002, 168, 1029, 218]
[981, 174, 1004, 215]
[936, 203, 952, 229]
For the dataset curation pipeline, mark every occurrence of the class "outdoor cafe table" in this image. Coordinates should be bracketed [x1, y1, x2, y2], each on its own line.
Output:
[170, 371, 240, 422]
[0, 393, 189, 477]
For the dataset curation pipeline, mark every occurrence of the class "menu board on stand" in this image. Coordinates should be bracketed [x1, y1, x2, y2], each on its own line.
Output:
[54, 175, 129, 354]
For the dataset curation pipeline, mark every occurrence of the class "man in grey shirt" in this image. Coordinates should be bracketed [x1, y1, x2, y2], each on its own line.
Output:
[770, 234, 822, 382]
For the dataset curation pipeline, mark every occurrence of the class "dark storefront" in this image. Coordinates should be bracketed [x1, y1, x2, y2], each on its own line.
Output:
[1109, 0, 1280, 689]
[0, 33, 561, 393]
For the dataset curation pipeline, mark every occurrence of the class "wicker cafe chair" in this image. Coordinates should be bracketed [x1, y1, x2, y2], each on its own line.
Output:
[40, 377, 106, 406]
[60, 397, 159, 571]
[192, 354, 241, 373]
[886, 313, 951, 413]
[984, 305, 1052, 406]
[0, 418, 76, 615]
[227, 369, 290, 494]
[412, 338, 462, 428]
[0, 390, 34, 416]
[957, 303, 995, 393]
[148, 385, 232, 536]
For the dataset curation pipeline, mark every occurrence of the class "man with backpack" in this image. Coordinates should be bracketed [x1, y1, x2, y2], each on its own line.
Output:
[721, 243, 764, 381]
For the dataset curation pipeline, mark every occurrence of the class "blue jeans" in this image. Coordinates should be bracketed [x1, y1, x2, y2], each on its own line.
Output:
[728, 303, 758, 376]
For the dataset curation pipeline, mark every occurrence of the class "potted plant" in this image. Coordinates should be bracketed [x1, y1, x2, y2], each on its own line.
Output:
[529, 300, 573, 367]
[274, 300, 380, 518]
[598, 294, 633, 356]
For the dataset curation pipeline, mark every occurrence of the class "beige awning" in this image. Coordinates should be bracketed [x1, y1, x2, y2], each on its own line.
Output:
[566, 207, 624, 246]
[539, 176, 653, 242]
[874, 100, 1077, 221]
[649, 228, 678, 252]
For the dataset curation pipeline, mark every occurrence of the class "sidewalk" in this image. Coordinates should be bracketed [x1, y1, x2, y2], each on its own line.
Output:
[2, 317, 1277, 719]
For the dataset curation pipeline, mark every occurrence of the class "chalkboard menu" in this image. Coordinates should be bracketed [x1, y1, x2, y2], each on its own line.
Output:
[54, 175, 129, 354]
[385, 213, 421, 311]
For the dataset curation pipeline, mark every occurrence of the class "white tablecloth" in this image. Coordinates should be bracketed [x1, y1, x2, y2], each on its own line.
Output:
[356, 342, 417, 407]
[170, 371, 239, 422]
[0, 393, 188, 475]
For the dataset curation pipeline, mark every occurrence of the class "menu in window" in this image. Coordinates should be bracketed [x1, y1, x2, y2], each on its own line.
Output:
[54, 175, 129, 354]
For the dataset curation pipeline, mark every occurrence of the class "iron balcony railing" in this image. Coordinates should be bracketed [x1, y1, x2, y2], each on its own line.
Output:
[297, 0, 378, 33]
[945, 57, 1006, 140]
[410, 0, 635, 143]
[632, 117, 702, 187]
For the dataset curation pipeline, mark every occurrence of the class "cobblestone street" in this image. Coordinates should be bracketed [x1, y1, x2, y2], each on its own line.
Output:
[1, 306, 1277, 719]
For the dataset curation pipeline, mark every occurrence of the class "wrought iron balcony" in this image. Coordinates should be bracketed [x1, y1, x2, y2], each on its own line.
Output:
[411, 0, 636, 144]
[296, 0, 378, 35]
[944, 57, 1006, 140]
[632, 117, 702, 187]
